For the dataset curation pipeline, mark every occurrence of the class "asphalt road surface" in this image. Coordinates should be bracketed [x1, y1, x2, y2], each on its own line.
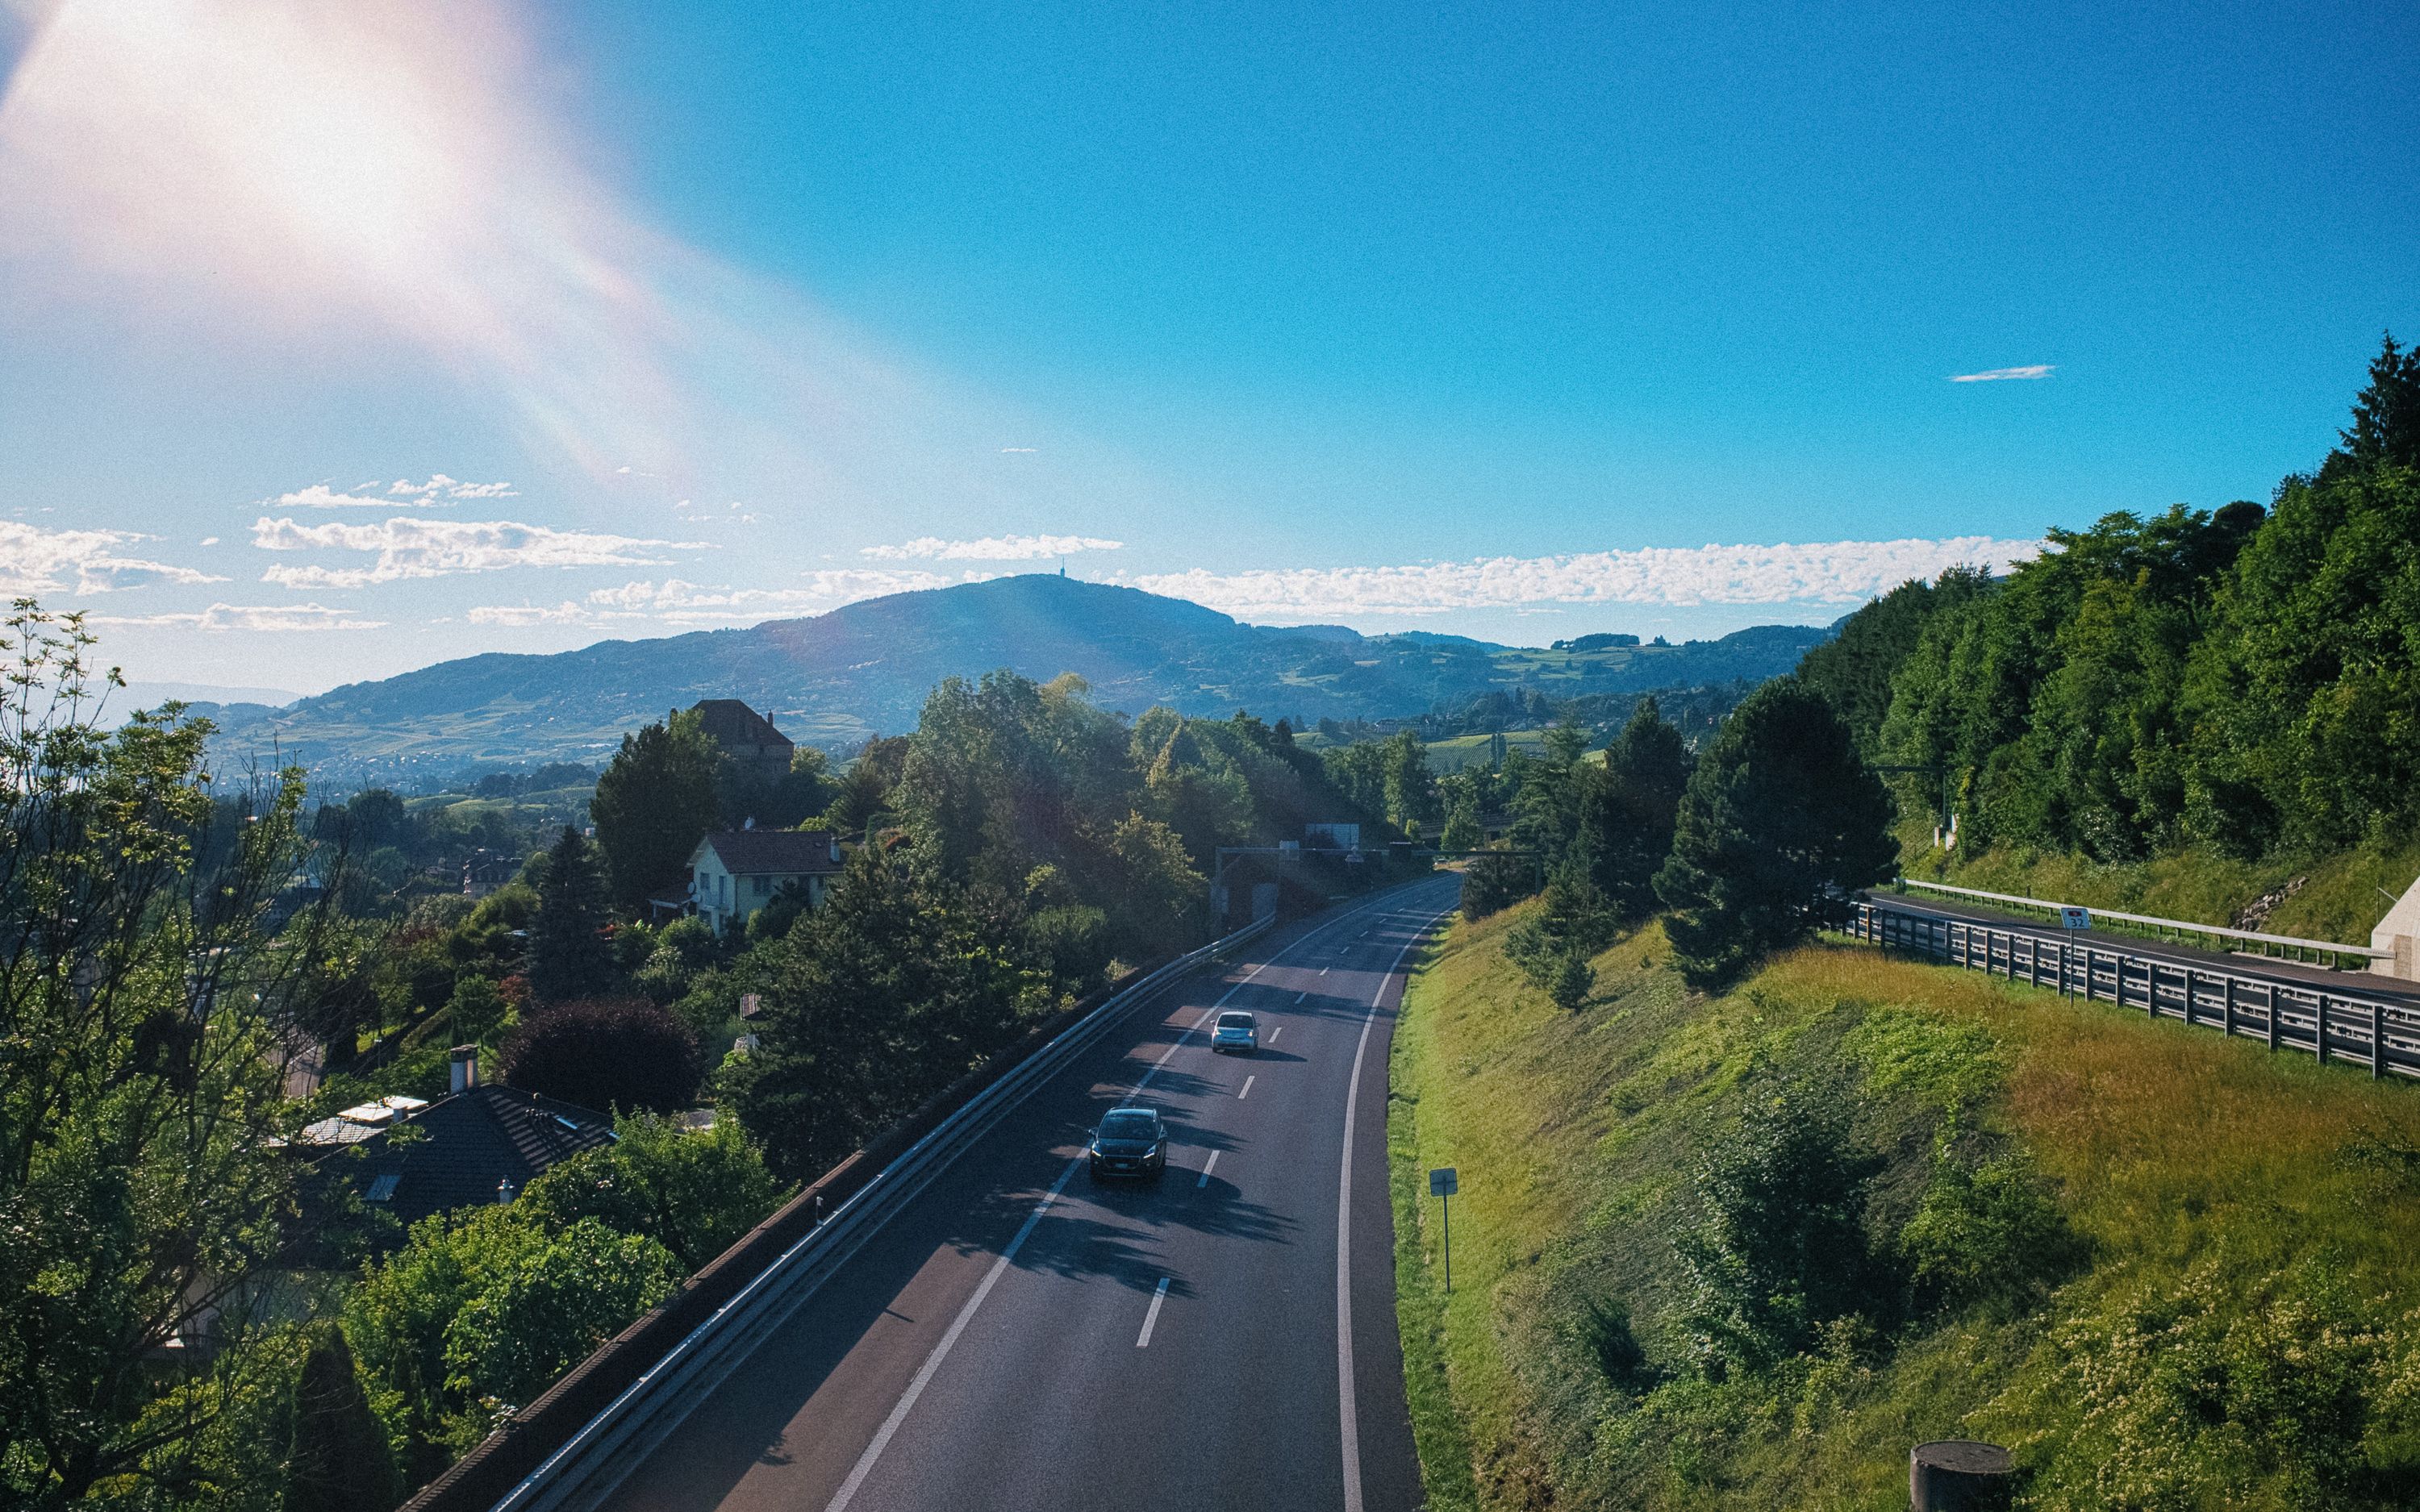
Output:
[1866, 889, 2420, 1006]
[602, 875, 1463, 1512]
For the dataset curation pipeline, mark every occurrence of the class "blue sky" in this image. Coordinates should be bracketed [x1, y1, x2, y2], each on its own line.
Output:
[0, 0, 2411, 696]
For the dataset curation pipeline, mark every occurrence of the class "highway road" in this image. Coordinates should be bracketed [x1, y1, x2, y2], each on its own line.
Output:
[600, 875, 1463, 1512]
[1866, 889, 2420, 1006]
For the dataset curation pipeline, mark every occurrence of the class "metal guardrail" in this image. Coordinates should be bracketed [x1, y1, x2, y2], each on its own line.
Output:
[1853, 901, 2420, 1080]
[1894, 877, 2389, 963]
[478, 913, 1275, 1512]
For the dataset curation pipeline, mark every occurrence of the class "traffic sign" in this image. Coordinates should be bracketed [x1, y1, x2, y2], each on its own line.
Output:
[2059, 906, 2091, 931]
[1429, 1167, 1456, 1196]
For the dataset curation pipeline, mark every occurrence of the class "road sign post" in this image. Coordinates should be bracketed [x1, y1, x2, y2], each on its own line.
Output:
[1429, 1166, 1458, 1293]
[2058, 906, 2090, 997]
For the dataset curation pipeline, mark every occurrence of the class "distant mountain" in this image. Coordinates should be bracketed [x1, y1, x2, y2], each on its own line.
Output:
[121, 680, 303, 709]
[193, 575, 1830, 781]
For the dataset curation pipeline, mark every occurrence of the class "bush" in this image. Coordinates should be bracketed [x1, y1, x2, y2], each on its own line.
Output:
[347, 1207, 679, 1460]
[1899, 1148, 2079, 1317]
[1460, 848, 1538, 920]
[497, 997, 699, 1114]
[1676, 1078, 1886, 1372]
[519, 1113, 791, 1270]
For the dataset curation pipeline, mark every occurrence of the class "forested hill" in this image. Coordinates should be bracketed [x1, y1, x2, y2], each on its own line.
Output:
[192, 574, 1828, 780]
[1796, 335, 2420, 908]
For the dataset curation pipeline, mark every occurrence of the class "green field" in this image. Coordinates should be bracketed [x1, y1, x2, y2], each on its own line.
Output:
[1390, 901, 2420, 1510]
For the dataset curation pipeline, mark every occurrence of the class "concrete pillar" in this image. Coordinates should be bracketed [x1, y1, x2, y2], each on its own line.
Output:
[1911, 1441, 2011, 1511]
[2373, 869, 2420, 982]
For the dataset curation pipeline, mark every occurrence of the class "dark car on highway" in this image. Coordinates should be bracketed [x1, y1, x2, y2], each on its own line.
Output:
[1087, 1106, 1168, 1180]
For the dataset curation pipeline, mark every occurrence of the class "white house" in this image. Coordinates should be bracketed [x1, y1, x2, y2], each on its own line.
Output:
[689, 828, 845, 934]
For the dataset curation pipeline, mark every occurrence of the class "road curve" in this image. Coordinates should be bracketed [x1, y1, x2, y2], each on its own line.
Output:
[600, 876, 1462, 1512]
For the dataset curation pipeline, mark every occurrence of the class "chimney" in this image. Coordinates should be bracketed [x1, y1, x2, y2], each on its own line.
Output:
[449, 1045, 479, 1094]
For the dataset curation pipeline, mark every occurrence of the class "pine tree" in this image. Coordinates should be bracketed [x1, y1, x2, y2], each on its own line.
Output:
[528, 826, 616, 1005]
[1654, 679, 1897, 984]
[283, 1325, 401, 1512]
[1584, 696, 1694, 918]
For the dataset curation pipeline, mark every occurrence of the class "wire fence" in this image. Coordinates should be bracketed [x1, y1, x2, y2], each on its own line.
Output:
[1850, 901, 2420, 1081]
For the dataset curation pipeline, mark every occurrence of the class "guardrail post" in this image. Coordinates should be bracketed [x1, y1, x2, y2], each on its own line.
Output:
[2266, 984, 2279, 1052]
[2222, 977, 2235, 1038]
[2317, 994, 2330, 1066]
[2372, 1001, 2385, 1079]
[2183, 968, 2197, 1028]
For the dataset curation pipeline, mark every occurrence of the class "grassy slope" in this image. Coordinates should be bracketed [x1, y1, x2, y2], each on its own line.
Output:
[1390, 901, 2420, 1510]
[1895, 817, 2420, 947]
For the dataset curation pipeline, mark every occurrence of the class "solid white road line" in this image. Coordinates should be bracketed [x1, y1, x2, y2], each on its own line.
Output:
[1237, 1074, 1255, 1100]
[822, 889, 1417, 1512]
[1196, 1149, 1220, 1188]
[1336, 894, 1456, 1512]
[1136, 1277, 1170, 1347]
[823, 1157, 1081, 1512]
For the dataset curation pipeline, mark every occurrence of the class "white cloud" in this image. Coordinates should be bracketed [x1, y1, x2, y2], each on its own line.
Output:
[1949, 364, 2055, 382]
[86, 602, 386, 631]
[467, 569, 974, 629]
[1130, 537, 2043, 620]
[276, 484, 436, 510]
[273, 474, 514, 508]
[862, 533, 1123, 562]
[251, 515, 706, 588]
[388, 473, 516, 499]
[0, 521, 226, 594]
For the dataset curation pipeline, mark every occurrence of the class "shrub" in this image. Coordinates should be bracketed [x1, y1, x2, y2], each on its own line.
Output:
[1675, 1077, 1886, 1372]
[1460, 848, 1538, 920]
[1899, 1148, 2080, 1317]
[497, 997, 699, 1114]
[519, 1112, 791, 1270]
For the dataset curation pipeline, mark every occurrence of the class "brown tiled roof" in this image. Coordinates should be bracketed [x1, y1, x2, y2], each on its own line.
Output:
[699, 829, 842, 875]
[344, 1084, 616, 1233]
[690, 699, 792, 750]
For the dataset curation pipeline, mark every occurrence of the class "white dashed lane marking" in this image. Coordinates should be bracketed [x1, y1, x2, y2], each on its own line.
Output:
[1137, 1277, 1170, 1347]
[1196, 1150, 1219, 1189]
[1237, 1074, 1255, 1100]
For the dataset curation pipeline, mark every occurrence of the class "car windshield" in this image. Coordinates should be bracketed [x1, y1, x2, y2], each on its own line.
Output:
[1099, 1111, 1157, 1139]
[1218, 1013, 1255, 1028]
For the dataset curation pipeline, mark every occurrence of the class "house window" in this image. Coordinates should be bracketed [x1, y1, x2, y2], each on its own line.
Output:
[366, 1173, 400, 1202]
[752, 874, 769, 898]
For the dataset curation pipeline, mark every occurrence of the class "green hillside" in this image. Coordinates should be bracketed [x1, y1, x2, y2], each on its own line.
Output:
[1391, 902, 2420, 1510]
[186, 576, 1827, 785]
[1796, 337, 2420, 945]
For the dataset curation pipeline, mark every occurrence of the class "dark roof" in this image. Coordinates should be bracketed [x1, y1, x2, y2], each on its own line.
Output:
[699, 828, 842, 875]
[344, 1084, 616, 1232]
[690, 699, 792, 750]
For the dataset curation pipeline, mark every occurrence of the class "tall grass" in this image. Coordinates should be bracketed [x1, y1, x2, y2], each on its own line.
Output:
[1389, 899, 2420, 1510]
